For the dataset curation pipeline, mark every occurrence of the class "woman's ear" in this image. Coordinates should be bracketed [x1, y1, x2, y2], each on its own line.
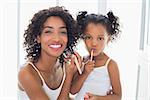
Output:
[107, 35, 111, 44]
[37, 36, 41, 43]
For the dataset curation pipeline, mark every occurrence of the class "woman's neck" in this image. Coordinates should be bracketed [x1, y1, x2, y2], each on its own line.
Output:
[35, 51, 58, 73]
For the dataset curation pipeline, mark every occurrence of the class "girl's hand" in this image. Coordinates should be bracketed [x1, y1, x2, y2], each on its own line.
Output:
[83, 60, 95, 75]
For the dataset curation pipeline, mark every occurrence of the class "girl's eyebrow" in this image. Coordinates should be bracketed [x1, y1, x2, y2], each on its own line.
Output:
[85, 33, 104, 37]
[98, 35, 105, 37]
[85, 33, 91, 35]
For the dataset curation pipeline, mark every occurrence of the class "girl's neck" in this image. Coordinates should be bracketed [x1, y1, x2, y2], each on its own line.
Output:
[94, 52, 106, 61]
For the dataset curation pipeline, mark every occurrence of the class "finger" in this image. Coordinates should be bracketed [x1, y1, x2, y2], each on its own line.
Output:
[86, 60, 95, 66]
[86, 92, 93, 97]
[84, 93, 89, 99]
[70, 54, 75, 66]
[107, 90, 114, 95]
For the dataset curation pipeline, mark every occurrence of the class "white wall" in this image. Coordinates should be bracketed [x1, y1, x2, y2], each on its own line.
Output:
[0, 0, 18, 99]
[137, 0, 149, 99]
[105, 0, 142, 99]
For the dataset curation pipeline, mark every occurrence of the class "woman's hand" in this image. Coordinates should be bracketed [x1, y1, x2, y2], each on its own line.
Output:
[65, 54, 77, 77]
[84, 93, 98, 100]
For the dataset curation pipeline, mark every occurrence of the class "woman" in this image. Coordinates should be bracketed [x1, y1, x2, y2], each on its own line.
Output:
[18, 6, 80, 100]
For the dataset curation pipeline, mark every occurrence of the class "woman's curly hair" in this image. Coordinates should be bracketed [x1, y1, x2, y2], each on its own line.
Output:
[23, 6, 79, 63]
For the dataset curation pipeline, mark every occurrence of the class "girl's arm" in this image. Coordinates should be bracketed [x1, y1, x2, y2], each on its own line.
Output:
[86, 60, 122, 100]
[70, 60, 95, 94]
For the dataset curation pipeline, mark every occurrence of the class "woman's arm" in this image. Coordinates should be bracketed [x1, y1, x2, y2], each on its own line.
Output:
[57, 54, 78, 100]
[86, 60, 122, 100]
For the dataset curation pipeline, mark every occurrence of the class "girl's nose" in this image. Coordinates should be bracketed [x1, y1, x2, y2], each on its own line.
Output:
[91, 39, 98, 46]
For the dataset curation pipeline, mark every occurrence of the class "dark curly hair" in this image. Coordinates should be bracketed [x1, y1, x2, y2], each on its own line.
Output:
[76, 11, 120, 41]
[23, 6, 79, 63]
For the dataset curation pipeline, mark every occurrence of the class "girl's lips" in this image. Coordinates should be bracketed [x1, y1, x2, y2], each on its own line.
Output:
[91, 48, 96, 51]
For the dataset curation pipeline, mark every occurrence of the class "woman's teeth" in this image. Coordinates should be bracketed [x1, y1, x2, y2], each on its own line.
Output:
[49, 44, 61, 48]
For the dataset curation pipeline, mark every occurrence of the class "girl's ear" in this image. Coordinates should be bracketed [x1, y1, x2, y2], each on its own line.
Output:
[37, 36, 41, 43]
[107, 35, 111, 44]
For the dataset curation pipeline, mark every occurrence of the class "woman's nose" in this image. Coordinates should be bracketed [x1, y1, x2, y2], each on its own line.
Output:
[52, 32, 61, 42]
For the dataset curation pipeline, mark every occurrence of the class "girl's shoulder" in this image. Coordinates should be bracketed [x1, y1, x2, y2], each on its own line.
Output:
[108, 58, 117, 66]
[107, 59, 120, 75]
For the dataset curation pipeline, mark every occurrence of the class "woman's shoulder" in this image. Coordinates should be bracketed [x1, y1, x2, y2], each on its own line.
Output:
[18, 63, 35, 79]
[18, 63, 42, 90]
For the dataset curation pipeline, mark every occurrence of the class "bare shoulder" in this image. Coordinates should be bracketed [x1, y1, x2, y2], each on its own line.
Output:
[108, 59, 118, 70]
[18, 63, 42, 90]
[107, 59, 120, 75]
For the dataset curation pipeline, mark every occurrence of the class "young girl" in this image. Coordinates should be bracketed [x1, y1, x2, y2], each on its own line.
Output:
[70, 11, 122, 100]
[18, 6, 80, 100]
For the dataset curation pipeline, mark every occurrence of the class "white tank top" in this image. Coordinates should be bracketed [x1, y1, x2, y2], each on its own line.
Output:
[18, 62, 66, 100]
[75, 58, 112, 100]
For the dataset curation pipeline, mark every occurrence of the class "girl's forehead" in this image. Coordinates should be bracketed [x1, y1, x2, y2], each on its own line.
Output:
[85, 23, 107, 36]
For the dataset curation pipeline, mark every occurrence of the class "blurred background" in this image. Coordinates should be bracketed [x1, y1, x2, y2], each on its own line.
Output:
[0, 0, 149, 99]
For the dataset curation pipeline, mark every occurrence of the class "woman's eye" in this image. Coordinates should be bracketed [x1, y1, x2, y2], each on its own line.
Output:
[60, 31, 67, 34]
[44, 30, 52, 34]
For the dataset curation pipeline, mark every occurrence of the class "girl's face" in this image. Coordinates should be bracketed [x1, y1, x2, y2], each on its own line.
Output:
[37, 16, 68, 58]
[84, 23, 109, 57]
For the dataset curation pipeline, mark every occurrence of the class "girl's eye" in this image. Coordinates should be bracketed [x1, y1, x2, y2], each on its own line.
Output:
[84, 36, 91, 40]
[98, 37, 104, 40]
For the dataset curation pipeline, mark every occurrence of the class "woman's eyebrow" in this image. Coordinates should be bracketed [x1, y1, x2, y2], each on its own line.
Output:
[59, 26, 67, 29]
[43, 26, 67, 29]
[43, 26, 53, 29]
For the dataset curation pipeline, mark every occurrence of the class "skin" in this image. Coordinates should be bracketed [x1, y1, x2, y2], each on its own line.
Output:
[18, 16, 77, 100]
[70, 23, 122, 100]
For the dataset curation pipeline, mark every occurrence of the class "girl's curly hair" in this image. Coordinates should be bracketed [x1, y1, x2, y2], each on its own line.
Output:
[23, 6, 79, 63]
[77, 11, 120, 41]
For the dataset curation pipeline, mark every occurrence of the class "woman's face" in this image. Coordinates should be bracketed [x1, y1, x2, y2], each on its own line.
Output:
[37, 16, 68, 58]
[84, 23, 109, 57]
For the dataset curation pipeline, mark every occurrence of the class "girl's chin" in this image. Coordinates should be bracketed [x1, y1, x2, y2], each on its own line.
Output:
[93, 52, 99, 57]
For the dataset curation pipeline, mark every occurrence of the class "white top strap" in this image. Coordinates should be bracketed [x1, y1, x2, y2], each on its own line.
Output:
[61, 63, 66, 86]
[28, 62, 45, 84]
[105, 58, 111, 67]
